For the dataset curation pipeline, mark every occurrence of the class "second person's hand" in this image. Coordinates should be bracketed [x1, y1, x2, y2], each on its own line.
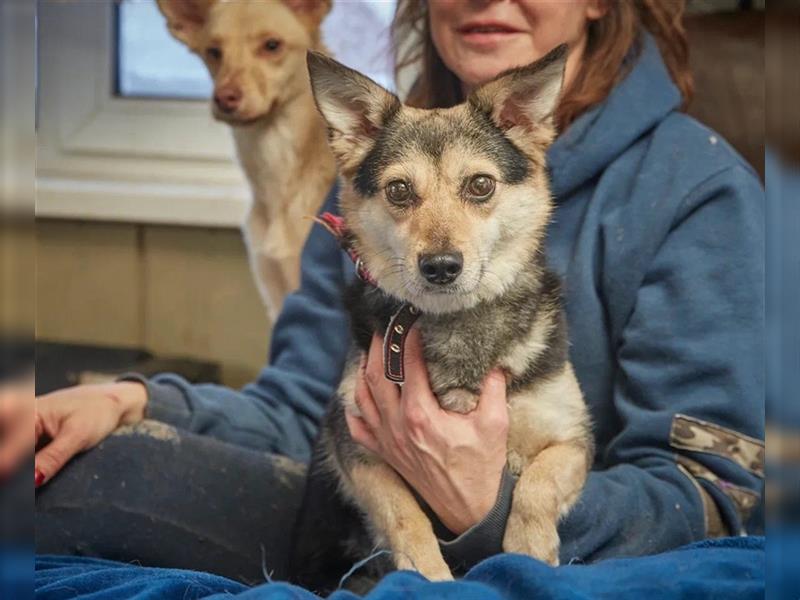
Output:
[35, 382, 147, 487]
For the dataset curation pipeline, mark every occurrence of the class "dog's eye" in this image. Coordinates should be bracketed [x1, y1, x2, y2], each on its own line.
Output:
[466, 175, 495, 202]
[263, 38, 283, 53]
[386, 180, 412, 206]
[206, 47, 222, 61]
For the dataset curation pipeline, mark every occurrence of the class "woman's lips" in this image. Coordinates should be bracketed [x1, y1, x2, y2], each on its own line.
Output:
[457, 23, 524, 47]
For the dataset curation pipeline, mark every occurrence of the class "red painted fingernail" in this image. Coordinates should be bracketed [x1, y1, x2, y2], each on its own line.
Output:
[35, 469, 45, 488]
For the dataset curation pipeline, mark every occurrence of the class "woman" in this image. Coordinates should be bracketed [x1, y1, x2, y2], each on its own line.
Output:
[32, 0, 763, 584]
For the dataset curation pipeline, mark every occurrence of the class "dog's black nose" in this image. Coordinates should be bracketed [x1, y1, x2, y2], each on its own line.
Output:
[418, 252, 463, 285]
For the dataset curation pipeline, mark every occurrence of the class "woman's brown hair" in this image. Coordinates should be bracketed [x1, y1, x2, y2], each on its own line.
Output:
[392, 1, 694, 130]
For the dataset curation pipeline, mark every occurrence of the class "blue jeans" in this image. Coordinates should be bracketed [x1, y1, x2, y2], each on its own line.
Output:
[34, 421, 306, 585]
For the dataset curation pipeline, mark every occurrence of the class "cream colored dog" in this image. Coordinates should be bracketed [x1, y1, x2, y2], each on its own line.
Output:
[157, 0, 336, 322]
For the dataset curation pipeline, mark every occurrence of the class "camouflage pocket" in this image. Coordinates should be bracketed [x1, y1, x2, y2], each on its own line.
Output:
[675, 460, 729, 538]
[670, 413, 764, 478]
[676, 454, 761, 532]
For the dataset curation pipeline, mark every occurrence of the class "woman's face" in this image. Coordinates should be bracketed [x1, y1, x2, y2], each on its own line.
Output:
[428, 0, 606, 90]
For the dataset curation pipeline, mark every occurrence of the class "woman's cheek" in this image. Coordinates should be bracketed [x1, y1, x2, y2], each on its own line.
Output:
[428, 12, 457, 65]
[525, 3, 590, 50]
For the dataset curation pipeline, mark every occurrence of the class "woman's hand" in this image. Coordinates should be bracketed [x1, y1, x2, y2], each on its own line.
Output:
[0, 375, 34, 481]
[35, 382, 147, 487]
[345, 329, 509, 535]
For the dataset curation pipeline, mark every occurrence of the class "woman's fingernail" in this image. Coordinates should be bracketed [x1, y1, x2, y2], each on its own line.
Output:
[35, 469, 45, 488]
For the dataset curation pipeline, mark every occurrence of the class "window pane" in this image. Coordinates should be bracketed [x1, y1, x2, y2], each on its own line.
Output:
[117, 0, 211, 99]
[322, 1, 398, 92]
[116, 0, 397, 100]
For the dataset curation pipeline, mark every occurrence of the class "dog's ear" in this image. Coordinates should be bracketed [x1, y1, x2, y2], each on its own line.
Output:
[307, 51, 401, 170]
[469, 44, 568, 133]
[156, 0, 216, 51]
[283, 0, 332, 31]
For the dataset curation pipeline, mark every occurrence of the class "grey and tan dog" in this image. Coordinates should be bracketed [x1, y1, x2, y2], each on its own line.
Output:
[293, 45, 593, 587]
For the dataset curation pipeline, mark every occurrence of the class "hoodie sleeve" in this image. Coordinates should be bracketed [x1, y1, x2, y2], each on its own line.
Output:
[120, 186, 351, 463]
[557, 165, 765, 562]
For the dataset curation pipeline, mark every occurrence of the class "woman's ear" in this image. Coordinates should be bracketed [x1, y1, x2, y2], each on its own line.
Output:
[156, 0, 216, 51]
[468, 44, 568, 134]
[307, 52, 401, 170]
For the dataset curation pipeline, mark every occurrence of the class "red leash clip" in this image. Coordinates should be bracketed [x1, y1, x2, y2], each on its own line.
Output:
[314, 212, 376, 285]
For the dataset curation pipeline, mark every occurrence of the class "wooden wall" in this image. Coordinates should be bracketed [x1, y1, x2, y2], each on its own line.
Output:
[36, 220, 269, 388]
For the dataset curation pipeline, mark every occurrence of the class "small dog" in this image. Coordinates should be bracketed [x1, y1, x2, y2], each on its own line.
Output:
[157, 0, 336, 322]
[291, 46, 593, 587]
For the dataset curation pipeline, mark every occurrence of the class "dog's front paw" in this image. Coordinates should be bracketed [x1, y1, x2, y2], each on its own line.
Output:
[396, 553, 454, 581]
[502, 512, 560, 566]
[439, 388, 479, 414]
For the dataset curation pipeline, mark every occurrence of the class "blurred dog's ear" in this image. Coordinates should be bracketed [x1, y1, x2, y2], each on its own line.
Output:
[283, 0, 332, 31]
[469, 44, 568, 133]
[156, 0, 216, 51]
[307, 51, 401, 171]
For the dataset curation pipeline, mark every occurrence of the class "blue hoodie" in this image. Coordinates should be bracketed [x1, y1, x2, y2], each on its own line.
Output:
[134, 35, 764, 564]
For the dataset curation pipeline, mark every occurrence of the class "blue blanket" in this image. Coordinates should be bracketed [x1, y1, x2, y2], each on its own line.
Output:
[35, 537, 763, 600]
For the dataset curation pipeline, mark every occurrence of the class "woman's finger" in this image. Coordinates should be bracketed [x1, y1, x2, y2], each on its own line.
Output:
[364, 334, 401, 419]
[0, 417, 33, 479]
[473, 369, 509, 432]
[0, 385, 34, 478]
[344, 410, 379, 454]
[35, 412, 43, 444]
[401, 328, 438, 414]
[34, 424, 86, 486]
[353, 361, 381, 431]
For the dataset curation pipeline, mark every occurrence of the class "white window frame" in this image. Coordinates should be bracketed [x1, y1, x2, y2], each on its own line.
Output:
[36, 0, 249, 228]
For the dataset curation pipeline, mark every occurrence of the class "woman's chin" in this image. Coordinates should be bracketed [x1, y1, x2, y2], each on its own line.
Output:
[454, 50, 535, 88]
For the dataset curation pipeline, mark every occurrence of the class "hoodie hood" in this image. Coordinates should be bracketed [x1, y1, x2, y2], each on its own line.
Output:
[547, 33, 682, 199]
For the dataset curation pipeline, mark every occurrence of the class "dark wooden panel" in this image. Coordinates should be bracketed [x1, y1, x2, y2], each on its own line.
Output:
[686, 11, 765, 179]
